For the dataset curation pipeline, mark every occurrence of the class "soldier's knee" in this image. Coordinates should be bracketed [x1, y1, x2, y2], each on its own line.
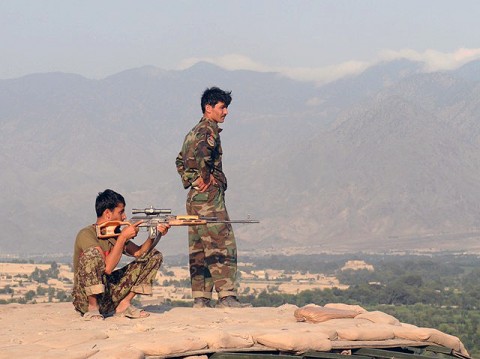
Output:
[149, 249, 163, 267]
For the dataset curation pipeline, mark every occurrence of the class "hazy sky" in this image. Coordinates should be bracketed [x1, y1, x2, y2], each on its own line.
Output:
[1, 0, 479, 84]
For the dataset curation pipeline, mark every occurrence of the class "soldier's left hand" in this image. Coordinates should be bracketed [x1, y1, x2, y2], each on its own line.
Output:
[157, 223, 170, 236]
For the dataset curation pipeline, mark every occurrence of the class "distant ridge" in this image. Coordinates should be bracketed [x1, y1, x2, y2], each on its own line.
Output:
[2, 60, 480, 254]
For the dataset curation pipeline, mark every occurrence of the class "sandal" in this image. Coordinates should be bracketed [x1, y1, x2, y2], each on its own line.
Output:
[114, 305, 150, 319]
[83, 309, 104, 321]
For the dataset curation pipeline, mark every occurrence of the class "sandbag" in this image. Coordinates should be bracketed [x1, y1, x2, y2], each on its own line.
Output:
[324, 303, 367, 313]
[337, 324, 395, 341]
[89, 346, 144, 359]
[294, 304, 358, 323]
[355, 311, 400, 326]
[132, 334, 207, 356]
[255, 329, 331, 352]
[199, 330, 254, 349]
[393, 325, 469, 355]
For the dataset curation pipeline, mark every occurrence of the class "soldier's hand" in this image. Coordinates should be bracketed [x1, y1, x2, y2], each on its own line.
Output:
[156, 223, 170, 236]
[132, 249, 145, 258]
[121, 220, 142, 240]
[193, 175, 216, 192]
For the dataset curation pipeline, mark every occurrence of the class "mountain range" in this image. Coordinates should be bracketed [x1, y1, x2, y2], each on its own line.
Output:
[2, 59, 480, 256]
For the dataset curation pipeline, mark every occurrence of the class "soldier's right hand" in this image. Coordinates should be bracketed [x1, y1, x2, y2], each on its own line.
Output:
[192, 174, 216, 192]
[120, 220, 143, 240]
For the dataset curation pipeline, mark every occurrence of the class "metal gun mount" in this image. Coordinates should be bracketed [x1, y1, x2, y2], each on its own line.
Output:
[132, 206, 172, 216]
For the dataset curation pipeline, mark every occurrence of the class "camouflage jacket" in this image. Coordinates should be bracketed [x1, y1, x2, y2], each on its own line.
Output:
[176, 117, 227, 191]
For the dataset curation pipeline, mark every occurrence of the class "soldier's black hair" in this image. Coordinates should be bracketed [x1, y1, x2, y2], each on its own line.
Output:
[201, 87, 232, 113]
[95, 189, 125, 218]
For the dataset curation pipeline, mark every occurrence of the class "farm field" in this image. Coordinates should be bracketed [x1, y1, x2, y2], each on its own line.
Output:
[0, 260, 357, 305]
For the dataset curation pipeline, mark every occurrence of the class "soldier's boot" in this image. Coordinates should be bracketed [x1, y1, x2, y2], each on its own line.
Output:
[193, 297, 213, 308]
[216, 296, 252, 308]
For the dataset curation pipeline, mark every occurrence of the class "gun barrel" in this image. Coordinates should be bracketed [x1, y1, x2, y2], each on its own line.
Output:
[132, 207, 172, 215]
[223, 219, 260, 224]
[129, 214, 260, 225]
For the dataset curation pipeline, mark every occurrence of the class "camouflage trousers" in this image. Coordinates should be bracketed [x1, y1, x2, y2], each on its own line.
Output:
[72, 247, 163, 315]
[186, 185, 237, 299]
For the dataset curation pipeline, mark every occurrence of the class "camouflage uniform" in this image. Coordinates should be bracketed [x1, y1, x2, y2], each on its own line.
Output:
[72, 225, 163, 315]
[176, 117, 237, 300]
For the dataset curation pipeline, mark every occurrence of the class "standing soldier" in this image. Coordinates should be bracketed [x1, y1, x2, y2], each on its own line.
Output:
[175, 87, 250, 308]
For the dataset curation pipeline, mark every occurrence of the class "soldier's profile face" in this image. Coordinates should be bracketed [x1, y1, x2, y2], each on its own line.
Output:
[206, 102, 228, 123]
[110, 203, 126, 221]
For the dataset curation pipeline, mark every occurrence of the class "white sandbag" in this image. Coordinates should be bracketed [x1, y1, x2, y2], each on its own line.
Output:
[132, 334, 207, 356]
[199, 329, 254, 349]
[393, 325, 469, 355]
[294, 305, 358, 323]
[255, 329, 331, 352]
[355, 311, 400, 326]
[89, 347, 144, 359]
[337, 324, 395, 341]
[324, 303, 367, 314]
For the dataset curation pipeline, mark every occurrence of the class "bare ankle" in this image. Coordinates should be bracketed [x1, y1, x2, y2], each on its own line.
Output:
[115, 300, 130, 313]
[88, 305, 99, 312]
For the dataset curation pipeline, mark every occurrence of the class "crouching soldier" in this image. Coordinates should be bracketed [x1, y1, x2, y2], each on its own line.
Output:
[72, 189, 169, 320]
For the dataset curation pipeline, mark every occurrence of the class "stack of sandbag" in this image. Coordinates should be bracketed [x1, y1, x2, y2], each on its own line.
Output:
[293, 303, 468, 356]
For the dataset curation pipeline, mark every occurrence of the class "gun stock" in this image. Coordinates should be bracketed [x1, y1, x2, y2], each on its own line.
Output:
[96, 220, 132, 239]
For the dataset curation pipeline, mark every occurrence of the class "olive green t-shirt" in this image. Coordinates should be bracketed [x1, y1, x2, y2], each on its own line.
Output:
[73, 225, 117, 273]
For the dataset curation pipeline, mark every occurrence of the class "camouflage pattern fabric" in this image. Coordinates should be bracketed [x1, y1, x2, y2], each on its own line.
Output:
[175, 117, 227, 190]
[72, 247, 163, 315]
[176, 117, 237, 299]
[186, 185, 237, 299]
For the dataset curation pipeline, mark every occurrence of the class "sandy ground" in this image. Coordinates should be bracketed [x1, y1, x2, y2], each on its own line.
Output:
[0, 302, 469, 359]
